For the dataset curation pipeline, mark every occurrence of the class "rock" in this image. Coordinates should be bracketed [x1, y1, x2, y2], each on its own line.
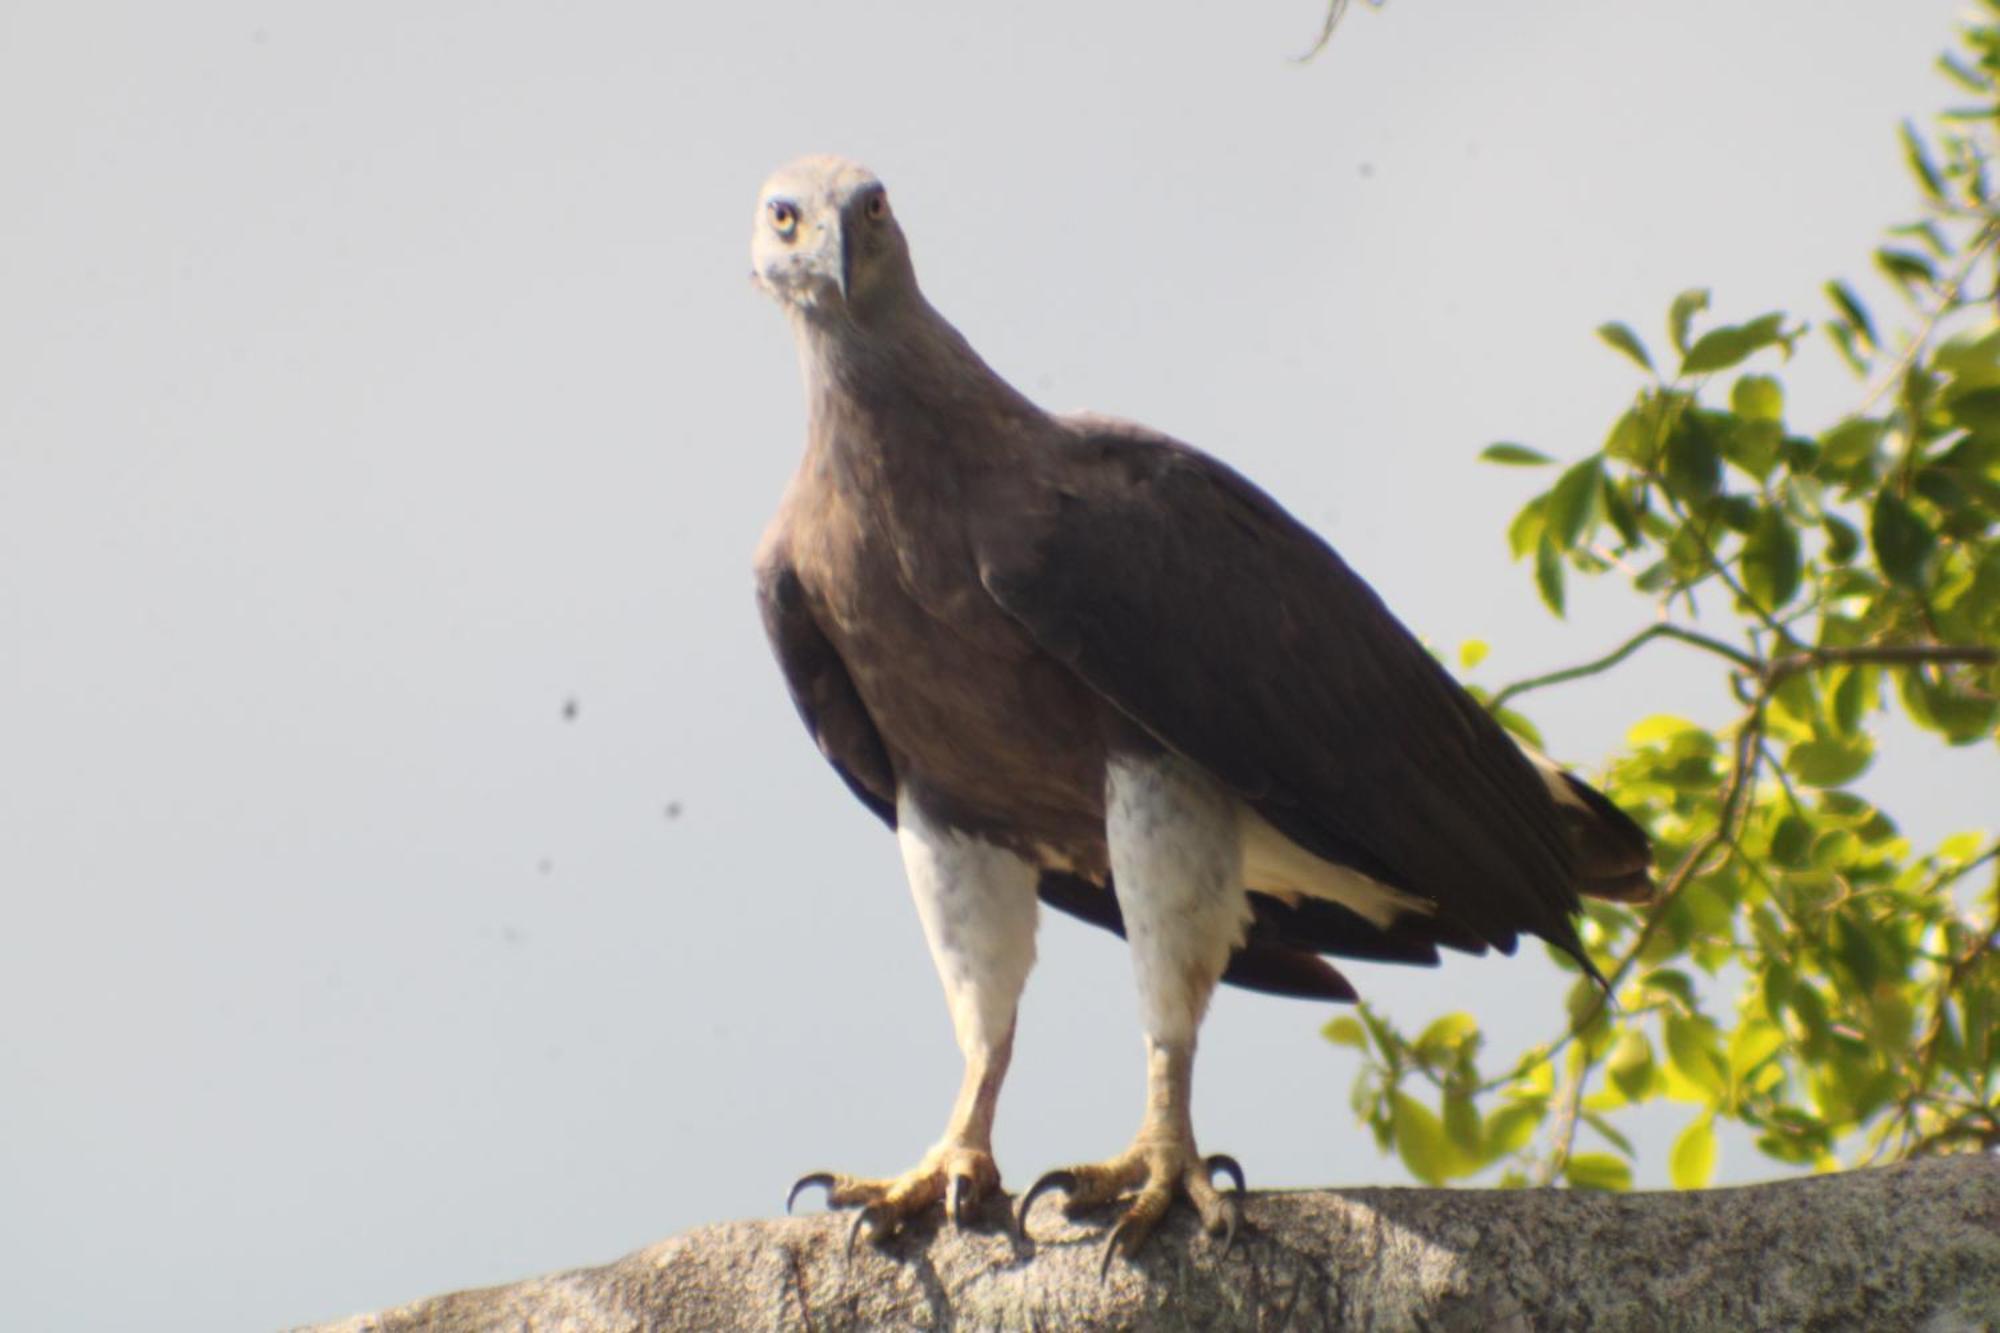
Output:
[303, 1155, 1998, 1331]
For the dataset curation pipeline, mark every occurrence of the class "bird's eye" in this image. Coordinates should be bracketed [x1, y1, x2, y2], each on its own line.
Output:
[768, 199, 799, 239]
[866, 191, 889, 221]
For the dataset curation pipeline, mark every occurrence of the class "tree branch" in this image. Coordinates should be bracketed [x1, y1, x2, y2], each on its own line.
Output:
[1859, 217, 2000, 415]
[1763, 642, 1999, 684]
[1488, 623, 1761, 712]
[1487, 685, 1770, 1112]
[302, 1159, 2000, 1333]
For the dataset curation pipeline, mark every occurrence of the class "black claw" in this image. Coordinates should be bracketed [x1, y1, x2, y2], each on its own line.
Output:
[787, 1172, 836, 1216]
[1098, 1216, 1135, 1280]
[845, 1204, 886, 1261]
[1205, 1154, 1246, 1196]
[947, 1174, 969, 1226]
[1014, 1169, 1077, 1242]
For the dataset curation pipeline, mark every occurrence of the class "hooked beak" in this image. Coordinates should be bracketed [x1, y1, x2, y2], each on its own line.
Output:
[784, 216, 848, 308]
[823, 216, 850, 302]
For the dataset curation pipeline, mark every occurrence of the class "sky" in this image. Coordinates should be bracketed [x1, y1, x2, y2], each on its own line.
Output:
[0, 1, 1988, 1328]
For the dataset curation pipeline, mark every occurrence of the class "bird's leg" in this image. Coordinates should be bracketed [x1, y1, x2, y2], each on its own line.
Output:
[789, 794, 1038, 1245]
[1017, 753, 1248, 1270]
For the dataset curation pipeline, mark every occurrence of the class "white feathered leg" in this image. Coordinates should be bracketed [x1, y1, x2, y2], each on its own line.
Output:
[1017, 752, 1251, 1269]
[793, 791, 1040, 1244]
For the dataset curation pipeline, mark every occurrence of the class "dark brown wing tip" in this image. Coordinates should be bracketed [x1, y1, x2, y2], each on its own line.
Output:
[1581, 869, 1662, 906]
[1560, 772, 1656, 904]
[1221, 943, 1359, 1003]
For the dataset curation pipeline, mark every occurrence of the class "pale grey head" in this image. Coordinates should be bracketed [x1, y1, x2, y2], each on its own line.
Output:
[750, 155, 921, 328]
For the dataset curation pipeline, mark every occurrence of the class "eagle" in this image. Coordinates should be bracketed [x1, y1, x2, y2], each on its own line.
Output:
[749, 155, 1652, 1268]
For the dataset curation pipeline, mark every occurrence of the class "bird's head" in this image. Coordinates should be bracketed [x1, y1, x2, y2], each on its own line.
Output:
[750, 156, 917, 326]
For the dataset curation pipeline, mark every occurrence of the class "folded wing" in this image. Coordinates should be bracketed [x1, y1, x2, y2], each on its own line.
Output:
[976, 418, 1608, 973]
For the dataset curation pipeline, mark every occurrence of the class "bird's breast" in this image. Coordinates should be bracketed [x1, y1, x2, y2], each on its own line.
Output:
[788, 461, 1110, 867]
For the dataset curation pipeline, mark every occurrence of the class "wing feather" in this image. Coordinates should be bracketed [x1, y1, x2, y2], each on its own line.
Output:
[978, 419, 1594, 966]
[756, 550, 898, 828]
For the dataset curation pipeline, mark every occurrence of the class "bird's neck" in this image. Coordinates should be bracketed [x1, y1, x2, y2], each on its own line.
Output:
[793, 297, 1045, 469]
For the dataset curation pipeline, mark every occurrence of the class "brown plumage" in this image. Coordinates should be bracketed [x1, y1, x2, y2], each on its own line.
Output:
[750, 154, 1652, 1260]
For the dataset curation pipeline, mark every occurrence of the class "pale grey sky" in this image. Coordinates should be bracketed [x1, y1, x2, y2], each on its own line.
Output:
[1, 2, 1986, 1329]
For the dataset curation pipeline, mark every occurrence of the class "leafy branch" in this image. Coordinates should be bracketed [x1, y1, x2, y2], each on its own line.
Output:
[1335, 3, 2000, 1193]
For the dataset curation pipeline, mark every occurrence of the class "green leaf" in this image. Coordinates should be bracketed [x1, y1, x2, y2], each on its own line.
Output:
[1482, 442, 1555, 466]
[1669, 289, 1710, 356]
[1818, 418, 1884, 475]
[1938, 49, 1993, 93]
[1728, 1019, 1786, 1085]
[1669, 1114, 1718, 1189]
[1938, 831, 1988, 863]
[1323, 1015, 1367, 1049]
[1870, 492, 1937, 588]
[1895, 218, 1950, 259]
[1535, 535, 1566, 617]
[1390, 1092, 1452, 1186]
[1597, 321, 1654, 372]
[1640, 968, 1699, 1012]
[1509, 497, 1548, 560]
[1904, 671, 2000, 743]
[1664, 1013, 1728, 1098]
[1663, 413, 1723, 501]
[1681, 314, 1789, 376]
[1945, 386, 2000, 436]
[1483, 1102, 1543, 1157]
[1628, 714, 1700, 745]
[1830, 664, 1875, 736]
[1606, 1029, 1655, 1103]
[1715, 494, 1762, 534]
[1602, 476, 1642, 547]
[1731, 374, 1784, 423]
[1825, 281, 1877, 353]
[1633, 559, 1674, 593]
[1563, 1152, 1632, 1192]
[1770, 814, 1814, 867]
[1877, 247, 1938, 293]
[1822, 513, 1861, 564]
[1900, 120, 1946, 201]
[1416, 1011, 1480, 1058]
[1724, 420, 1782, 481]
[1828, 322, 1867, 375]
[1546, 457, 1606, 550]
[1741, 506, 1802, 611]
[1787, 734, 1874, 788]
[1604, 407, 1652, 464]
[1490, 703, 1544, 749]
[1458, 639, 1489, 670]
[1444, 1091, 1483, 1156]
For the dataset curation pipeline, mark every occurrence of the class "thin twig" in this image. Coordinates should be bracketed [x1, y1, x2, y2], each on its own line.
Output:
[1534, 1054, 1595, 1186]
[1666, 488, 1802, 649]
[1859, 218, 2000, 416]
[1478, 690, 1771, 1100]
[1489, 623, 1761, 712]
[1869, 854, 2000, 1162]
[1294, 0, 1382, 62]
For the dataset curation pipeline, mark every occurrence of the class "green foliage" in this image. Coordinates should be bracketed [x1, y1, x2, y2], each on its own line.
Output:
[1334, 9, 2000, 1188]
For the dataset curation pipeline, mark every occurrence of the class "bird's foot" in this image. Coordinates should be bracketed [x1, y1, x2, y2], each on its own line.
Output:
[1014, 1138, 1244, 1274]
[787, 1144, 1001, 1252]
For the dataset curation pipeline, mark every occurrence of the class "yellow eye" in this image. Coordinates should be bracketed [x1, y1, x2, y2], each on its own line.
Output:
[866, 191, 889, 221]
[768, 199, 799, 239]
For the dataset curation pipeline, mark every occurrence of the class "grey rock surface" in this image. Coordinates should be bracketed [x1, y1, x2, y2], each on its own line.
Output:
[304, 1155, 1998, 1331]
